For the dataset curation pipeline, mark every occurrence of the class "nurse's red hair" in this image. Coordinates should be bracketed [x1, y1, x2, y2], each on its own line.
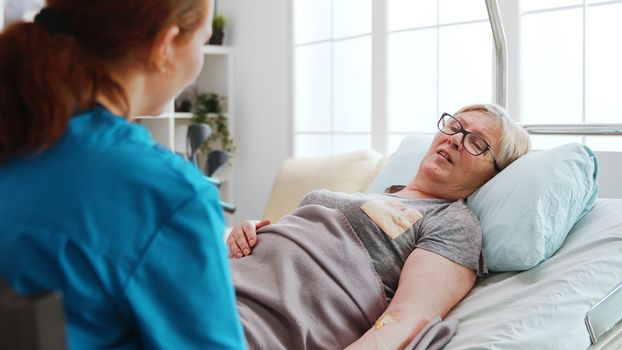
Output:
[0, 0, 208, 162]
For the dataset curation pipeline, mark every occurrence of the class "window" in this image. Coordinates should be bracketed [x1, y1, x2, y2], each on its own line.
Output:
[293, 0, 493, 157]
[522, 0, 622, 151]
[293, 0, 372, 157]
[388, 0, 492, 152]
[2, 0, 44, 28]
[293, 0, 622, 157]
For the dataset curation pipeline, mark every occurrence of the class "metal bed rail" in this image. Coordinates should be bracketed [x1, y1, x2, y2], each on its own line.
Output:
[485, 0, 507, 109]
[485, 0, 622, 137]
[519, 124, 622, 136]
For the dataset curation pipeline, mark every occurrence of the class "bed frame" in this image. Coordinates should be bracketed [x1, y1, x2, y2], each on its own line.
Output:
[485, 1, 622, 347]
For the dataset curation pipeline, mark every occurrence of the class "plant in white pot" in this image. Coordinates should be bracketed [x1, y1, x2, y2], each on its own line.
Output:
[208, 15, 226, 45]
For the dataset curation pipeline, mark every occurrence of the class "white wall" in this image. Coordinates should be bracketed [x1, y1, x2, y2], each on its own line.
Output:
[0, 0, 4, 29]
[216, 1, 622, 223]
[595, 152, 622, 199]
[218, 0, 292, 221]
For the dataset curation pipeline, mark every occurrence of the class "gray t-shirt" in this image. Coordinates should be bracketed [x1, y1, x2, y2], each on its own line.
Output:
[298, 190, 487, 301]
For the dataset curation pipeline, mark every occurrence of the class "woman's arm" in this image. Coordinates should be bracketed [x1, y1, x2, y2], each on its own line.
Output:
[123, 189, 246, 348]
[346, 248, 476, 350]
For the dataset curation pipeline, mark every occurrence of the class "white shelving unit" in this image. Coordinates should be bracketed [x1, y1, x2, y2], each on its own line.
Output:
[136, 45, 234, 152]
[136, 45, 235, 208]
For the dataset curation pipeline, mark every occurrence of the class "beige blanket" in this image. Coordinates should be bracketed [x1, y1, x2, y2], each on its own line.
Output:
[231, 204, 387, 349]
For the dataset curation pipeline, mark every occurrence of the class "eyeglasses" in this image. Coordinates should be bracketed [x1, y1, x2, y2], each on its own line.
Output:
[437, 113, 501, 172]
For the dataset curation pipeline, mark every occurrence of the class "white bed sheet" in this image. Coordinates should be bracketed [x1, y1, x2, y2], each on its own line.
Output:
[444, 198, 622, 349]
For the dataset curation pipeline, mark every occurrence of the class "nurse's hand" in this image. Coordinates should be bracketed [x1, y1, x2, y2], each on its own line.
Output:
[227, 219, 271, 258]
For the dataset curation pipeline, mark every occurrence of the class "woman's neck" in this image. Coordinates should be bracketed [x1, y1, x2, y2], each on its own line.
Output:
[96, 66, 146, 120]
[393, 186, 438, 200]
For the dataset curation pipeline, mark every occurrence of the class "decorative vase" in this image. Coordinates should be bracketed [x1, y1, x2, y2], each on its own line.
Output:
[209, 30, 224, 45]
[205, 150, 230, 177]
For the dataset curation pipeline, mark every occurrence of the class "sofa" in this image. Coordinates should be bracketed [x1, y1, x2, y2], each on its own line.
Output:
[263, 149, 387, 223]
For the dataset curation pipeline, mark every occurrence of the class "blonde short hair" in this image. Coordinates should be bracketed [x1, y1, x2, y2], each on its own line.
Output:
[454, 104, 531, 170]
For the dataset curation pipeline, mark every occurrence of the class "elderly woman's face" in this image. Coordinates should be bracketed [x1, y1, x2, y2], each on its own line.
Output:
[416, 110, 501, 200]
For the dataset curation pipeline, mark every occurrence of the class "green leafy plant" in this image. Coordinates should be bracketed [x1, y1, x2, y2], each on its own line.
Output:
[212, 15, 226, 32]
[191, 92, 236, 157]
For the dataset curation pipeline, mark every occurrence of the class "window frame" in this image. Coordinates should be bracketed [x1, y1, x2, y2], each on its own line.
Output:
[291, 0, 622, 157]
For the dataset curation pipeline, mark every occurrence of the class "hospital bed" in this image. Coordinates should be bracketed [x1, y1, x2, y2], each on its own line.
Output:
[444, 198, 622, 349]
[262, 2, 622, 347]
[263, 143, 622, 349]
[445, 3, 622, 347]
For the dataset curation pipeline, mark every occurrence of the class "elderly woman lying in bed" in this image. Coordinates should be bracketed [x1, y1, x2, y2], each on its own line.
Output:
[227, 104, 531, 350]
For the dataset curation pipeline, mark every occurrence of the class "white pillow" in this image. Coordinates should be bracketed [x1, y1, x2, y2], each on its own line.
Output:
[468, 143, 598, 271]
[366, 135, 434, 193]
[367, 136, 599, 272]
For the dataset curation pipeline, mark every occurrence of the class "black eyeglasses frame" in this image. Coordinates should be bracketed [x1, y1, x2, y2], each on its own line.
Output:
[437, 112, 502, 172]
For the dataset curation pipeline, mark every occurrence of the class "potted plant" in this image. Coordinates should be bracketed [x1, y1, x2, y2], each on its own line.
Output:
[189, 92, 235, 176]
[209, 15, 226, 45]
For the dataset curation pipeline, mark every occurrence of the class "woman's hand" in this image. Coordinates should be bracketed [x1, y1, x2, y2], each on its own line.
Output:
[227, 219, 271, 258]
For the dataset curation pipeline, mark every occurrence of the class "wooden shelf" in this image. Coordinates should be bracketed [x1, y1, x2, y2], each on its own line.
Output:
[174, 113, 194, 119]
[202, 45, 234, 55]
[134, 114, 172, 120]
[136, 113, 228, 120]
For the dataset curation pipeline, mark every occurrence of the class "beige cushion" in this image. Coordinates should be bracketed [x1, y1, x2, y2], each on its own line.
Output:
[263, 150, 385, 222]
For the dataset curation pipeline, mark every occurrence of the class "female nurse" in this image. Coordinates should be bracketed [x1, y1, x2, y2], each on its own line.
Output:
[0, 0, 245, 348]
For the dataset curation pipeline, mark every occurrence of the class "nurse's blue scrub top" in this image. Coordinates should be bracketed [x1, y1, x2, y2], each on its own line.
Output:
[0, 106, 246, 349]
